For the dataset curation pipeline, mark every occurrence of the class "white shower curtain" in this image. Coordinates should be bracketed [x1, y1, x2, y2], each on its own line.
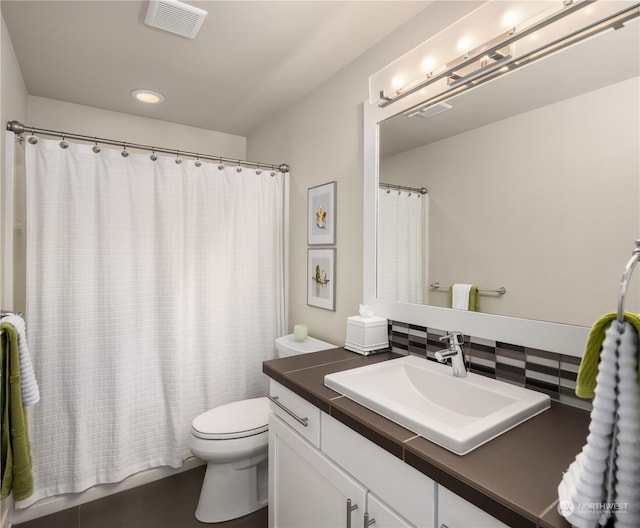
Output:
[377, 188, 426, 304]
[22, 138, 285, 504]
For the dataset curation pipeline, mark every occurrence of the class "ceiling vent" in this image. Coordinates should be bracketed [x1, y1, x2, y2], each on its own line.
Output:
[413, 102, 452, 119]
[144, 0, 208, 39]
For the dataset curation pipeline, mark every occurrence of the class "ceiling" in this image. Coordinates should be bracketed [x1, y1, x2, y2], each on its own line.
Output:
[1, 0, 429, 137]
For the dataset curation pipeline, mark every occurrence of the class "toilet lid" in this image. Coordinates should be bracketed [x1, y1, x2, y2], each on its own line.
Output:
[192, 397, 269, 440]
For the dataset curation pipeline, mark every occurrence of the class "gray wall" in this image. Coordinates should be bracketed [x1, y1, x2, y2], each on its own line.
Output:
[247, 2, 480, 346]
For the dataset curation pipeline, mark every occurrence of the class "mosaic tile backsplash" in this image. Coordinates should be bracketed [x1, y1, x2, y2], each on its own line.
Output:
[388, 320, 592, 412]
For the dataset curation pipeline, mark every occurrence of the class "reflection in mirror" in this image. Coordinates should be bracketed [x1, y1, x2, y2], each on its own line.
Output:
[377, 183, 428, 304]
[377, 16, 639, 327]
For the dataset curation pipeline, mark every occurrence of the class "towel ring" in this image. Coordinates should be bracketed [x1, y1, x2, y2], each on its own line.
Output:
[616, 240, 640, 325]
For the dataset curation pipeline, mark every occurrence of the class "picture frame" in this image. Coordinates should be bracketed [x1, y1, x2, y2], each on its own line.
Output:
[308, 181, 336, 245]
[307, 248, 336, 311]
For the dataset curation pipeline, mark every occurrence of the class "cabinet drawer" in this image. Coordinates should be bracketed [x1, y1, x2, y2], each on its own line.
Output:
[438, 485, 509, 528]
[269, 380, 321, 447]
[322, 413, 435, 527]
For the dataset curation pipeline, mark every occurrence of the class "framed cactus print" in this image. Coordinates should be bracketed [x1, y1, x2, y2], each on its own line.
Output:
[308, 248, 336, 311]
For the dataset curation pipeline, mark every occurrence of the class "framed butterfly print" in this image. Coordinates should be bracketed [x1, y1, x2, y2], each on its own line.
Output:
[308, 181, 336, 245]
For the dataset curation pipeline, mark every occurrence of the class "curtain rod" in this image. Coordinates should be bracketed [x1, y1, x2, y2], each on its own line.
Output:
[6, 121, 290, 173]
[379, 182, 428, 194]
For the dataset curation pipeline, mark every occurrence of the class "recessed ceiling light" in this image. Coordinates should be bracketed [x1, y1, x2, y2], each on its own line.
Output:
[130, 89, 165, 104]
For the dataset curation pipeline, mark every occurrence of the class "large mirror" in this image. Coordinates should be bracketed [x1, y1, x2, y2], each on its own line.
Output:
[375, 13, 639, 329]
[364, 4, 640, 355]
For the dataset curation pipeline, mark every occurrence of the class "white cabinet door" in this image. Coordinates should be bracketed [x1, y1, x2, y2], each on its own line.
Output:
[270, 413, 367, 528]
[437, 485, 509, 528]
[367, 493, 415, 528]
[322, 413, 435, 527]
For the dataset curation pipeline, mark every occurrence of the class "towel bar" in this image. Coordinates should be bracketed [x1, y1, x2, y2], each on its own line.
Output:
[429, 282, 507, 295]
[0, 310, 24, 318]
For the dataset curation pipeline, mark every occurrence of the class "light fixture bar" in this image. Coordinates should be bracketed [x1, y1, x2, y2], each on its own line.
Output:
[378, 0, 595, 108]
[446, 45, 513, 89]
[403, 3, 639, 118]
[515, 4, 640, 66]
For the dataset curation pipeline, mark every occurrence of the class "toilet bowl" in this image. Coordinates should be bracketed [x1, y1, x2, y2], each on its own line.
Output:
[188, 397, 270, 523]
[189, 333, 336, 523]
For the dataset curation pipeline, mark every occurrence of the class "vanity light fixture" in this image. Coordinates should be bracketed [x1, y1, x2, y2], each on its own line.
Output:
[130, 89, 165, 104]
[371, 0, 640, 114]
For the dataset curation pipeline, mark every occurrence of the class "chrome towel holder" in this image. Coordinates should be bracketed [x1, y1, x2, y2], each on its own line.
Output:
[429, 282, 507, 295]
[616, 240, 640, 325]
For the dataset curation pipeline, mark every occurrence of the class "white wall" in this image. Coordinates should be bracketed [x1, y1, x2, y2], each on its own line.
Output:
[0, 16, 27, 127]
[380, 77, 640, 326]
[1, 12, 28, 309]
[0, 12, 28, 528]
[247, 2, 481, 346]
[27, 96, 246, 160]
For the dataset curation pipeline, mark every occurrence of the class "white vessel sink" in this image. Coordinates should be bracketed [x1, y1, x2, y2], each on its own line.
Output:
[324, 356, 550, 455]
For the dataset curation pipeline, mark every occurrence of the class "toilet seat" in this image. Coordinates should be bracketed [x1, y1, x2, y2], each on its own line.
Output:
[192, 397, 269, 440]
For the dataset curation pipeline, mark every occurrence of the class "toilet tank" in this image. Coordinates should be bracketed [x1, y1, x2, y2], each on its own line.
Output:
[275, 334, 337, 358]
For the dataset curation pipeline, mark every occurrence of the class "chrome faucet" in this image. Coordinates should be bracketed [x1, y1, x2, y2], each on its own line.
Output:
[435, 332, 468, 378]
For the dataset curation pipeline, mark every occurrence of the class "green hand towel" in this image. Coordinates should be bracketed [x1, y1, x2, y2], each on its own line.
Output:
[1, 323, 34, 501]
[448, 285, 480, 312]
[575, 312, 640, 399]
[468, 286, 480, 312]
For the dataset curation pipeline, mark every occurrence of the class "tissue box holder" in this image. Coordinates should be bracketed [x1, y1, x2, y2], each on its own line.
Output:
[345, 316, 389, 355]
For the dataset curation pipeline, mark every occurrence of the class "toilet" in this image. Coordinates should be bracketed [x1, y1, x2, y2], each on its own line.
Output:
[188, 333, 336, 523]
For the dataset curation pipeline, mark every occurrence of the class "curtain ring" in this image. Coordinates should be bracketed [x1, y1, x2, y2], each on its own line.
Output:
[217, 157, 224, 171]
[150, 148, 158, 161]
[175, 151, 182, 165]
[256, 164, 262, 175]
[195, 156, 202, 168]
[121, 143, 129, 157]
[59, 136, 69, 149]
[28, 132, 38, 145]
[92, 138, 101, 153]
[236, 160, 242, 173]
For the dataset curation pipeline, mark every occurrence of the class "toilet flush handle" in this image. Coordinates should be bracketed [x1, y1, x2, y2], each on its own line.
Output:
[267, 395, 309, 427]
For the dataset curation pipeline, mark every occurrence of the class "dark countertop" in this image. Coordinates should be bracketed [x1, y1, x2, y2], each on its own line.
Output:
[263, 348, 591, 528]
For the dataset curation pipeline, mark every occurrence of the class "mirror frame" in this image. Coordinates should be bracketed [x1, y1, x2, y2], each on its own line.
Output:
[363, 100, 590, 358]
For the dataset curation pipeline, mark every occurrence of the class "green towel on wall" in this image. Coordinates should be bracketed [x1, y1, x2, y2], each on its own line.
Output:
[1, 322, 34, 501]
[448, 285, 480, 312]
[575, 312, 640, 399]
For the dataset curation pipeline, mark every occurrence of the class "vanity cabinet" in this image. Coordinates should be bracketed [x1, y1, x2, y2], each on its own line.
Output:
[321, 413, 435, 527]
[268, 380, 505, 528]
[437, 486, 508, 528]
[269, 414, 367, 528]
[269, 381, 432, 528]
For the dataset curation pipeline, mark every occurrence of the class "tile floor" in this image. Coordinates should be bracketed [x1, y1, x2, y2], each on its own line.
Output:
[14, 466, 268, 528]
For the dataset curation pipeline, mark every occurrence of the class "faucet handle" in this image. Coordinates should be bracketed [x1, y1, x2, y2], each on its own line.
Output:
[439, 332, 465, 346]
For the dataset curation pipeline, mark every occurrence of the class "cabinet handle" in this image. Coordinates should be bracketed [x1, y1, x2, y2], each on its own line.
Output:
[346, 498, 358, 528]
[267, 395, 309, 427]
[364, 512, 376, 527]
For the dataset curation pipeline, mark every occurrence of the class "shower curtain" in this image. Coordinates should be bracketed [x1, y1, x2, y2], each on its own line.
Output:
[21, 138, 285, 504]
[377, 188, 426, 304]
